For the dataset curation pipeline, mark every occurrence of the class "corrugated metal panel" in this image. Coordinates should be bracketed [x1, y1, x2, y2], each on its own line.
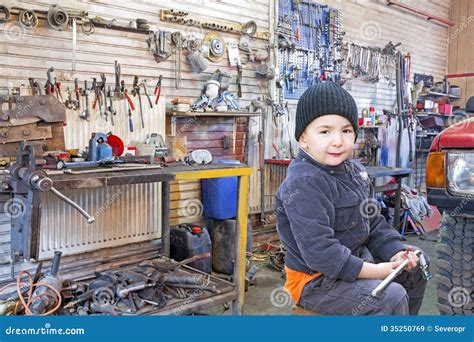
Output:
[38, 182, 161, 259]
[0, 195, 12, 273]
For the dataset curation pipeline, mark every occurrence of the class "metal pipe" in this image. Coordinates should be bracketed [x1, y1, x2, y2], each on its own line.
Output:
[161, 181, 170, 257]
[50, 250, 62, 276]
[50, 187, 95, 224]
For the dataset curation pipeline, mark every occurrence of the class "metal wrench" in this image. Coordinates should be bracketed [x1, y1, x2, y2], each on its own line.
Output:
[80, 80, 90, 121]
[371, 250, 430, 297]
[106, 85, 115, 126]
[141, 80, 153, 108]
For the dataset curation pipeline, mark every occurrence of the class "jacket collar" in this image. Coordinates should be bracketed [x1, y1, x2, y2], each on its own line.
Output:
[296, 148, 349, 174]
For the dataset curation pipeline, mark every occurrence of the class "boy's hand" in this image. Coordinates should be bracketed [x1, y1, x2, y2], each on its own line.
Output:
[373, 261, 402, 279]
[390, 246, 419, 271]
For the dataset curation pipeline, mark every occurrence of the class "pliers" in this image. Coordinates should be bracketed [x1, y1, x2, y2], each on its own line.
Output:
[154, 75, 162, 105]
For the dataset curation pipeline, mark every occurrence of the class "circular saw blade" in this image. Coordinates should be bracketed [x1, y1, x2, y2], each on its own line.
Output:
[203, 32, 226, 62]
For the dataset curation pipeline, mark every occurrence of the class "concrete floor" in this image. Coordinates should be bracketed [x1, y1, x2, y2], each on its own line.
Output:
[241, 231, 440, 315]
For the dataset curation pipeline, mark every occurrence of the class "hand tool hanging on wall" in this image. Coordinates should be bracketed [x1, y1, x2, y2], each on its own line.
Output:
[147, 30, 172, 63]
[44, 67, 55, 95]
[114, 60, 122, 98]
[100, 73, 107, 116]
[132, 76, 145, 129]
[64, 87, 76, 110]
[154, 75, 162, 105]
[80, 80, 90, 121]
[171, 32, 183, 89]
[91, 77, 106, 122]
[28, 78, 43, 96]
[237, 64, 243, 98]
[106, 86, 115, 126]
[74, 78, 81, 110]
[141, 80, 153, 109]
[124, 89, 135, 133]
[54, 78, 64, 103]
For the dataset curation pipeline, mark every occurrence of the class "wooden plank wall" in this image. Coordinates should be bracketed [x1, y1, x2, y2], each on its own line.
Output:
[0, 0, 270, 280]
[447, 0, 474, 106]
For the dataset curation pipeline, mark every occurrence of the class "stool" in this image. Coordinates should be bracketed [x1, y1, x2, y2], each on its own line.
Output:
[291, 305, 324, 316]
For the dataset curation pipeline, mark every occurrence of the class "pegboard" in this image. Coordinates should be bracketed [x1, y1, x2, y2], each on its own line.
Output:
[277, 0, 344, 100]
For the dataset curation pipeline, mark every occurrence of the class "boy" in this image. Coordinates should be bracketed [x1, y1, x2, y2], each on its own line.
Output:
[276, 82, 428, 315]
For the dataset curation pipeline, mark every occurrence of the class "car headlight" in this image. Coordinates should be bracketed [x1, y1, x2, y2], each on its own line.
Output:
[447, 151, 474, 196]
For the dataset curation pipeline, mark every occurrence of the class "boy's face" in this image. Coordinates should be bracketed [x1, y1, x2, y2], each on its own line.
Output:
[299, 114, 355, 166]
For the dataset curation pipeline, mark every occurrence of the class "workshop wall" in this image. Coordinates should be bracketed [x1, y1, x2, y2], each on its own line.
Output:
[447, 0, 474, 106]
[0, 0, 271, 280]
[268, 0, 450, 162]
[261, 0, 451, 213]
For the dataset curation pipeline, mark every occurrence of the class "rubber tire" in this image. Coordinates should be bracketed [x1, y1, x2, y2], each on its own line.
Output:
[436, 214, 473, 315]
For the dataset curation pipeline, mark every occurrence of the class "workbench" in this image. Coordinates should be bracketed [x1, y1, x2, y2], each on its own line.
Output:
[46, 162, 253, 315]
[365, 166, 412, 229]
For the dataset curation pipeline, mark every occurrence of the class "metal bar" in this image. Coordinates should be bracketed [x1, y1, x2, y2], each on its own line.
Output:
[446, 72, 474, 79]
[386, 0, 454, 27]
[153, 290, 237, 315]
[161, 181, 170, 258]
[72, 18, 77, 71]
[394, 176, 403, 230]
[372, 250, 422, 297]
[232, 174, 249, 315]
[50, 187, 95, 224]
[174, 167, 253, 180]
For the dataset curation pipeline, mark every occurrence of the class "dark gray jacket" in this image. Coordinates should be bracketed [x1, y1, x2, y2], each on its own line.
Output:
[276, 149, 405, 282]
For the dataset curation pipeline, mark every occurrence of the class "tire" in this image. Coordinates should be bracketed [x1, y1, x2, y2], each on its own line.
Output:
[436, 214, 473, 315]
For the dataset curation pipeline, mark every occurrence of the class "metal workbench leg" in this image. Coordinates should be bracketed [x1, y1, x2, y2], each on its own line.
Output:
[394, 176, 402, 230]
[161, 181, 170, 258]
[232, 174, 249, 316]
